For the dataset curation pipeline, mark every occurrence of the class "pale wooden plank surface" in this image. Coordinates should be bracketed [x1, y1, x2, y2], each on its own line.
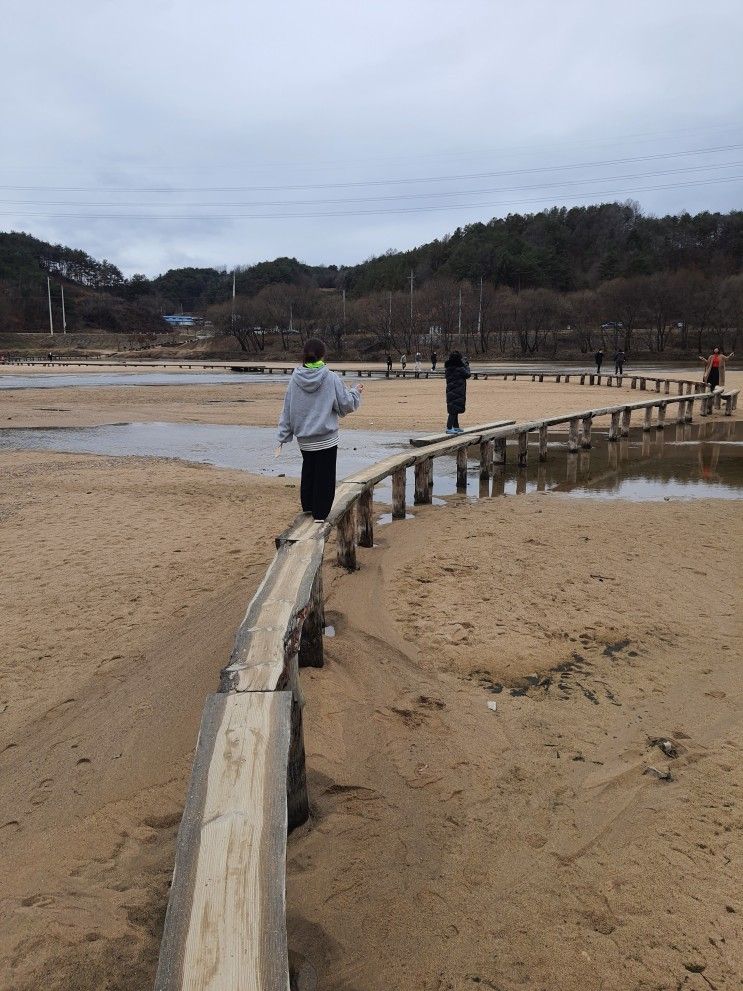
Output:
[409, 419, 515, 446]
[222, 541, 324, 693]
[154, 691, 292, 991]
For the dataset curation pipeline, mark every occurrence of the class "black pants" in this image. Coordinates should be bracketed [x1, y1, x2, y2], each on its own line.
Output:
[446, 412, 460, 430]
[615, 363, 623, 374]
[596, 363, 602, 373]
[300, 446, 337, 520]
[707, 368, 720, 391]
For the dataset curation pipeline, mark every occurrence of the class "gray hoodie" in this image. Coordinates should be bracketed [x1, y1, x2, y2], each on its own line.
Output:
[277, 364, 362, 451]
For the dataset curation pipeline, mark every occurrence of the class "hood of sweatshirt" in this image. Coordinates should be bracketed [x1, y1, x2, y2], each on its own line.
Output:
[292, 364, 330, 394]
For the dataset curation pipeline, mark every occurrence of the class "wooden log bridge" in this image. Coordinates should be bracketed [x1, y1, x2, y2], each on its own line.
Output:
[154, 380, 733, 989]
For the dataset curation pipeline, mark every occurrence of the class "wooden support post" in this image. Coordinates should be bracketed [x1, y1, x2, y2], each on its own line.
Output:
[714, 391, 722, 410]
[299, 569, 325, 669]
[596, 375, 602, 386]
[621, 406, 631, 436]
[606, 375, 613, 386]
[725, 395, 734, 416]
[685, 398, 693, 423]
[589, 374, 595, 385]
[479, 440, 494, 479]
[579, 374, 586, 385]
[568, 418, 580, 453]
[656, 404, 666, 429]
[630, 377, 637, 389]
[456, 447, 468, 490]
[643, 406, 653, 431]
[664, 380, 670, 394]
[580, 415, 592, 449]
[357, 486, 374, 547]
[564, 374, 571, 383]
[538, 423, 548, 461]
[538, 373, 544, 382]
[517, 431, 528, 467]
[640, 377, 647, 390]
[414, 459, 433, 503]
[608, 410, 620, 441]
[555, 374, 561, 383]
[392, 467, 406, 519]
[336, 505, 357, 571]
[616, 376, 623, 387]
[493, 437, 506, 465]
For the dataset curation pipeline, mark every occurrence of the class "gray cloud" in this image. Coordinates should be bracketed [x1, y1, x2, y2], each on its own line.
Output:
[2, 0, 742, 276]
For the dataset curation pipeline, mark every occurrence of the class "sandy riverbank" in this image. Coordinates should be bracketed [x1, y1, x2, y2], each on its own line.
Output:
[3, 369, 742, 433]
[289, 494, 742, 990]
[1, 371, 741, 990]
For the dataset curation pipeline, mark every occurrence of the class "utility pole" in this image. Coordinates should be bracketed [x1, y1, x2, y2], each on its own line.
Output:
[409, 270, 414, 344]
[476, 276, 483, 345]
[457, 286, 462, 346]
[47, 277, 54, 336]
[61, 283, 67, 334]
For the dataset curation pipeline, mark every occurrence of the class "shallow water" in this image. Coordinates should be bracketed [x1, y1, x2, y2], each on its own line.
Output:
[0, 419, 740, 502]
[0, 372, 271, 390]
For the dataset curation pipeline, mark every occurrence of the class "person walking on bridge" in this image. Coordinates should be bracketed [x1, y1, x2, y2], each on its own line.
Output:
[699, 347, 734, 392]
[444, 350, 471, 434]
[277, 338, 363, 522]
[595, 349, 604, 374]
[614, 349, 625, 375]
[431, 350, 438, 371]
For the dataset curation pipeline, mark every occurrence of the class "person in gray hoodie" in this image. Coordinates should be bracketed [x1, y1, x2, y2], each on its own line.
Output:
[277, 338, 363, 521]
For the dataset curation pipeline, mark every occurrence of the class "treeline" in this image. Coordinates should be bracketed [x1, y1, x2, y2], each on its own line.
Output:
[208, 269, 743, 358]
[1, 203, 742, 349]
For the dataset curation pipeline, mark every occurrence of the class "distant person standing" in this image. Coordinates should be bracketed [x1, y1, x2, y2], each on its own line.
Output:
[400, 353, 407, 371]
[276, 338, 363, 522]
[595, 349, 604, 374]
[614, 349, 625, 375]
[444, 350, 471, 434]
[431, 350, 438, 371]
[385, 353, 393, 375]
[699, 347, 734, 392]
[414, 351, 422, 376]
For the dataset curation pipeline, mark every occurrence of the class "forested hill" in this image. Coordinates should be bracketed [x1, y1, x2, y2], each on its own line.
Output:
[1, 203, 742, 333]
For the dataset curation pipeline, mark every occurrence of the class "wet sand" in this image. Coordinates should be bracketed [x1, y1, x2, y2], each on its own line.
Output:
[1, 369, 741, 990]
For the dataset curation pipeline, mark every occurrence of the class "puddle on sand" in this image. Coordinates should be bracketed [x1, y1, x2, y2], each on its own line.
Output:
[0, 372, 269, 390]
[0, 419, 741, 503]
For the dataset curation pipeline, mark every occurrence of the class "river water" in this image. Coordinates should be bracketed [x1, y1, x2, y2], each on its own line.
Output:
[1, 419, 740, 503]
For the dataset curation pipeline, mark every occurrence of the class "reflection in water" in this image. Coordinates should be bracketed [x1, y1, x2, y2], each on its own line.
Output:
[0, 418, 741, 503]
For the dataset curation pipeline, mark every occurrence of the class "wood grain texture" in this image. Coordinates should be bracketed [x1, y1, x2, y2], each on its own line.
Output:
[409, 419, 515, 447]
[154, 691, 292, 991]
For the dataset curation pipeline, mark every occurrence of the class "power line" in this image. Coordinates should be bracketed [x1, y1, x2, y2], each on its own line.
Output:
[1, 161, 740, 210]
[1, 174, 740, 221]
[0, 144, 741, 194]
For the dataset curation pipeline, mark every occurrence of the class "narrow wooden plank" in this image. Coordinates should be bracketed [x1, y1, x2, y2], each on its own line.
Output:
[154, 691, 292, 991]
[409, 419, 515, 447]
[222, 541, 324, 693]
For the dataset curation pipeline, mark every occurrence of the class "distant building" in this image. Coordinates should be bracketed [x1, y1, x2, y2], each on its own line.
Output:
[163, 314, 204, 327]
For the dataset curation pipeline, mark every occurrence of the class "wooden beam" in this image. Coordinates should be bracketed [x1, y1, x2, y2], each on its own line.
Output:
[414, 460, 433, 503]
[580, 414, 592, 449]
[568, 417, 580, 453]
[456, 447, 468, 489]
[154, 691, 292, 991]
[409, 419, 514, 447]
[336, 505, 357, 571]
[392, 467, 406, 519]
[357, 485, 374, 547]
[517, 431, 529, 467]
[299, 569, 324, 669]
[538, 423, 548, 461]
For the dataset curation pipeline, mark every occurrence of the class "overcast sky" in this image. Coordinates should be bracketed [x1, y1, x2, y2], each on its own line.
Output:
[2, 0, 742, 277]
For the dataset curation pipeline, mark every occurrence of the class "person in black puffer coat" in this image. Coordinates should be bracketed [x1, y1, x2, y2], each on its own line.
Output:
[444, 351, 471, 433]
